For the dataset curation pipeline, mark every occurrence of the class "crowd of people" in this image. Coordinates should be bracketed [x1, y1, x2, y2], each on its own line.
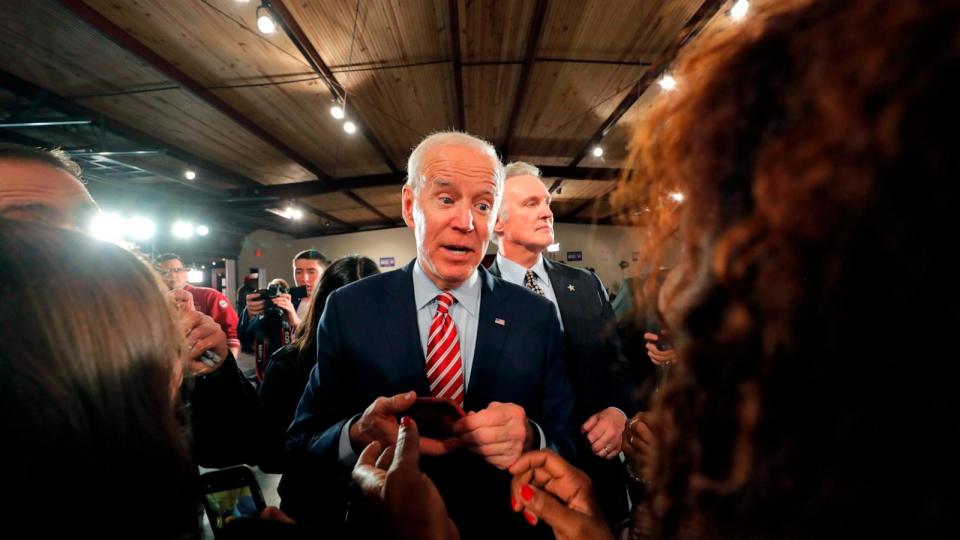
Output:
[1, 0, 957, 537]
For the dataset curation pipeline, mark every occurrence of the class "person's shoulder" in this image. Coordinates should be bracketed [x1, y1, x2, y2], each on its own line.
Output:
[187, 284, 230, 302]
[547, 260, 593, 280]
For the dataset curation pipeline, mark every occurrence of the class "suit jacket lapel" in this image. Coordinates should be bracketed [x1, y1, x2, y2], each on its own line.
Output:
[545, 259, 577, 324]
[466, 266, 509, 409]
[380, 260, 432, 396]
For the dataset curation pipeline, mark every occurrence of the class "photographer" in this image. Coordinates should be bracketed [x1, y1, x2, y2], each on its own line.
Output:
[239, 250, 328, 381]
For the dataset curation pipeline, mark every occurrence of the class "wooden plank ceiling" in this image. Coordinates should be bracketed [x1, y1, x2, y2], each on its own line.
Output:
[0, 0, 729, 244]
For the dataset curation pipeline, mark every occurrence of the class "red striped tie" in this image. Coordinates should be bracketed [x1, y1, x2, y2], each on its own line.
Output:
[425, 291, 465, 407]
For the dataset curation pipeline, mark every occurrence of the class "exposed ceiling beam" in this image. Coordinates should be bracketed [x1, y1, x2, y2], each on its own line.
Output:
[0, 68, 259, 190]
[58, 0, 335, 182]
[0, 69, 345, 234]
[343, 190, 396, 225]
[228, 166, 622, 199]
[568, 0, 727, 166]
[500, 0, 549, 158]
[448, 0, 465, 130]
[548, 179, 563, 194]
[229, 172, 403, 200]
[538, 165, 621, 180]
[0, 117, 91, 128]
[269, 0, 400, 173]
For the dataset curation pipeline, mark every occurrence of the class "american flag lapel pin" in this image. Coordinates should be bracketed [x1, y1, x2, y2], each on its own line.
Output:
[494, 317, 506, 326]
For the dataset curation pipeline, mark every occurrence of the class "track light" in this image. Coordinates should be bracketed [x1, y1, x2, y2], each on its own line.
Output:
[256, 4, 276, 34]
[184, 170, 197, 180]
[591, 146, 604, 158]
[343, 121, 357, 134]
[330, 104, 345, 119]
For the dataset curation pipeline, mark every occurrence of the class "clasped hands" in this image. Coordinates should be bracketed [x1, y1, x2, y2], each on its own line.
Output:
[348, 391, 534, 470]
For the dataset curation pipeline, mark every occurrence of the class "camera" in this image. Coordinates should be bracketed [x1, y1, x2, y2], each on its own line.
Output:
[255, 283, 300, 303]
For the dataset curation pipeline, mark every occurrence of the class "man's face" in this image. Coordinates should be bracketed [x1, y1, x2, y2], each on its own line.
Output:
[0, 160, 97, 228]
[294, 259, 323, 296]
[402, 145, 497, 290]
[157, 259, 188, 290]
[495, 174, 554, 252]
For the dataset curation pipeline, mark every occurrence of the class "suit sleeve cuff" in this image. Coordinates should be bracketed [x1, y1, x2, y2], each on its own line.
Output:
[528, 420, 548, 451]
[337, 414, 361, 467]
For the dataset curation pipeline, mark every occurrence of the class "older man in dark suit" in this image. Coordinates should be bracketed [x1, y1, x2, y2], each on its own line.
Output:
[488, 161, 635, 526]
[284, 133, 574, 538]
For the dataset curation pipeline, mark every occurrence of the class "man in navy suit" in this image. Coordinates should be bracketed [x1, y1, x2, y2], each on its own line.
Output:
[489, 162, 635, 526]
[283, 132, 574, 537]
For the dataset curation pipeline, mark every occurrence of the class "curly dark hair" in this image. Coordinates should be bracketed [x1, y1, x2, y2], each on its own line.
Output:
[614, 0, 960, 537]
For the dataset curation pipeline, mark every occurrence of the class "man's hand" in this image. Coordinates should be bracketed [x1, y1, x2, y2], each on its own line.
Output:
[169, 289, 228, 376]
[508, 450, 612, 540]
[581, 407, 627, 459]
[169, 287, 194, 312]
[245, 292, 266, 316]
[452, 401, 532, 469]
[352, 417, 460, 540]
[644, 332, 676, 365]
[271, 293, 301, 327]
[349, 392, 462, 456]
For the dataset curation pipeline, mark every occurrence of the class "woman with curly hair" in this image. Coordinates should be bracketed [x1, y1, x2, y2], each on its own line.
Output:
[508, 0, 960, 538]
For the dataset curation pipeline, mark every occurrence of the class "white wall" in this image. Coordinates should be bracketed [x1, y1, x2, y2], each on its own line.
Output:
[236, 223, 648, 290]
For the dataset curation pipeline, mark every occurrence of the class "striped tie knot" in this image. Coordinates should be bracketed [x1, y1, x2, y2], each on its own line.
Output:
[436, 291, 456, 314]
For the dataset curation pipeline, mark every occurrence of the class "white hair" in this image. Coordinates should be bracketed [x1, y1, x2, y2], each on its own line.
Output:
[496, 161, 547, 225]
[405, 131, 505, 201]
[503, 161, 541, 181]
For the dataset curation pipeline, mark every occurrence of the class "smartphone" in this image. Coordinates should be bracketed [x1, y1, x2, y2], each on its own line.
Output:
[199, 465, 266, 538]
[405, 397, 467, 439]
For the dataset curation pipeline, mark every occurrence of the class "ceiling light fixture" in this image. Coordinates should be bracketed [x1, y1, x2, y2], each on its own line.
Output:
[330, 104, 345, 119]
[343, 121, 357, 134]
[256, 4, 276, 34]
[184, 170, 197, 180]
[591, 146, 604, 158]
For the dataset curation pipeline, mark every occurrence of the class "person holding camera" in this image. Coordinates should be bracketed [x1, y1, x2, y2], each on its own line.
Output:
[239, 250, 328, 381]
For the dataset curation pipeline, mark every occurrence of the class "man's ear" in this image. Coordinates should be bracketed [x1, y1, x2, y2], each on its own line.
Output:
[401, 185, 416, 228]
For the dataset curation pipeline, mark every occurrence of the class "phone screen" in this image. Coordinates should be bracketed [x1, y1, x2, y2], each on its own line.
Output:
[204, 486, 260, 531]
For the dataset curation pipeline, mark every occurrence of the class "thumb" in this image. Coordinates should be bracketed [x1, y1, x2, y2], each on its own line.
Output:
[518, 484, 585, 535]
[392, 416, 421, 472]
[381, 391, 417, 415]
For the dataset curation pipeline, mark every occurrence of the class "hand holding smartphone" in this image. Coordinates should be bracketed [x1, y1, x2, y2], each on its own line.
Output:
[199, 465, 266, 538]
[404, 397, 467, 440]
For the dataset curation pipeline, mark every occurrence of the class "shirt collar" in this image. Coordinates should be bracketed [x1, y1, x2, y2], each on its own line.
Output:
[496, 253, 547, 284]
[412, 258, 481, 316]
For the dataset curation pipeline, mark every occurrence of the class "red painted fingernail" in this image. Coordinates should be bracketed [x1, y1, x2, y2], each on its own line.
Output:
[510, 496, 517, 511]
[524, 510, 537, 526]
[520, 484, 534, 502]
[401, 416, 412, 427]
